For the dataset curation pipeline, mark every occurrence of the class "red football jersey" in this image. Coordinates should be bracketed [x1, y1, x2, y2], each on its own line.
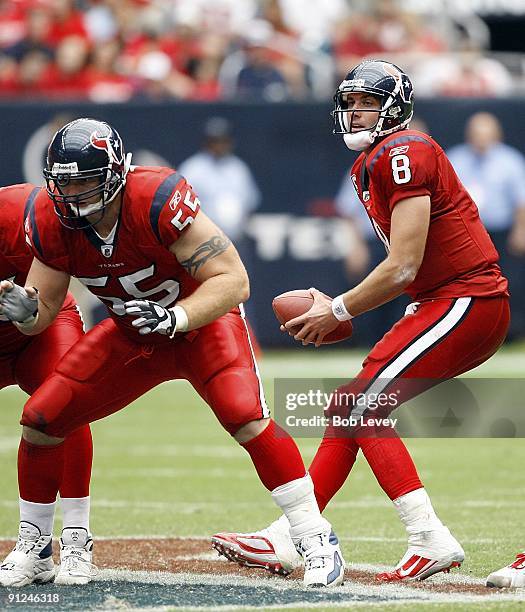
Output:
[0, 183, 77, 354]
[26, 166, 206, 343]
[350, 130, 509, 300]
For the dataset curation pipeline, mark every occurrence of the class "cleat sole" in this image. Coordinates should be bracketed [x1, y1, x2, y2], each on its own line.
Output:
[211, 540, 291, 576]
[376, 560, 462, 583]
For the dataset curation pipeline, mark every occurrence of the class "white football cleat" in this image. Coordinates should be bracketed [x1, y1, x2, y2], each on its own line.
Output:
[0, 522, 54, 587]
[376, 527, 464, 582]
[212, 516, 301, 576]
[486, 553, 525, 588]
[54, 527, 96, 586]
[296, 529, 345, 588]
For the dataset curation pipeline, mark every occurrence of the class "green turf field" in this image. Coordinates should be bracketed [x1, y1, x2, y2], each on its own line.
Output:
[0, 345, 524, 610]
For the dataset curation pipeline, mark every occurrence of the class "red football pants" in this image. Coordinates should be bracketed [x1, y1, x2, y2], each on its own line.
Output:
[21, 312, 269, 437]
[0, 305, 93, 498]
[328, 295, 510, 423]
[309, 295, 510, 508]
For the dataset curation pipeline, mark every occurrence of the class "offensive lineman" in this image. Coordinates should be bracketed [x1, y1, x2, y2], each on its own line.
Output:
[0, 118, 345, 588]
[0, 184, 94, 586]
[212, 60, 510, 584]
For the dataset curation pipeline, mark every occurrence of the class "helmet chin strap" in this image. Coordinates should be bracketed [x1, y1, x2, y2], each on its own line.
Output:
[343, 130, 376, 151]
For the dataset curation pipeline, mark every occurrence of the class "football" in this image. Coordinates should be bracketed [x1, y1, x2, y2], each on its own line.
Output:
[272, 289, 353, 345]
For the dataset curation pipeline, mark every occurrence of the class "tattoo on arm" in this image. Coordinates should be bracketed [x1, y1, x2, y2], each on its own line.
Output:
[180, 233, 232, 276]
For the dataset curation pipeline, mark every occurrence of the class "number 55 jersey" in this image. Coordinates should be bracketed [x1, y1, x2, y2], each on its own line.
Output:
[25, 166, 205, 344]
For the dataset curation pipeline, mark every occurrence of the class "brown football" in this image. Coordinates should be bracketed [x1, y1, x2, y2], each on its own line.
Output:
[272, 289, 353, 345]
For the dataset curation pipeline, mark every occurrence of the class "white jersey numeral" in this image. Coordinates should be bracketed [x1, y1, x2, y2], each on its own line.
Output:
[391, 154, 411, 184]
[77, 265, 180, 315]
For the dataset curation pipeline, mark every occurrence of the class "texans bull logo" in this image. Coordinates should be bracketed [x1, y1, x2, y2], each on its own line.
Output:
[90, 131, 122, 166]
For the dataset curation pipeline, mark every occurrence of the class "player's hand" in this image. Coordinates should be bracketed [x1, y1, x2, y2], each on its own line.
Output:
[0, 281, 38, 323]
[124, 299, 177, 338]
[283, 287, 339, 348]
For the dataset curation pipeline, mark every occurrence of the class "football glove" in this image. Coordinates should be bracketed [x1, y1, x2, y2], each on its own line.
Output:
[0, 281, 38, 323]
[124, 299, 177, 338]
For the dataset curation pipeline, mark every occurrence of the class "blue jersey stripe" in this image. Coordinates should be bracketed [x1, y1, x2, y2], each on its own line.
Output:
[149, 172, 183, 242]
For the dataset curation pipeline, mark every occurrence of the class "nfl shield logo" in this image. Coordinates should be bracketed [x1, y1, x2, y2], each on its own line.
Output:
[101, 245, 113, 258]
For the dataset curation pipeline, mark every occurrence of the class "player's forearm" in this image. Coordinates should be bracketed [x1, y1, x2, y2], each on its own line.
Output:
[339, 256, 418, 316]
[177, 271, 250, 330]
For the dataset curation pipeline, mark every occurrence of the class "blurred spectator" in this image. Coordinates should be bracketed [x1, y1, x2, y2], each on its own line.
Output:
[333, 2, 448, 79]
[0, 0, 27, 49]
[83, 0, 119, 43]
[178, 117, 261, 243]
[135, 48, 194, 100]
[0, 1, 523, 101]
[4, 5, 54, 62]
[222, 21, 289, 101]
[447, 112, 525, 339]
[277, 0, 349, 48]
[46, 0, 88, 46]
[178, 116, 262, 343]
[86, 38, 134, 102]
[413, 43, 513, 97]
[171, 0, 258, 36]
[39, 34, 91, 98]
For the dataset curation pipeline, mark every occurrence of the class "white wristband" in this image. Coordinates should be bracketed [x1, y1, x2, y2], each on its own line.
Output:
[331, 295, 353, 321]
[173, 305, 189, 332]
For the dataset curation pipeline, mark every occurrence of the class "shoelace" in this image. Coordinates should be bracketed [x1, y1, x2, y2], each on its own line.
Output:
[0, 539, 38, 571]
[14, 538, 37, 555]
[298, 536, 330, 571]
[61, 547, 98, 576]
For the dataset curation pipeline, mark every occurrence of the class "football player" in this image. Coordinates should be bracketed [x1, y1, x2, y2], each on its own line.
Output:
[0, 184, 94, 586]
[212, 60, 510, 582]
[0, 118, 345, 588]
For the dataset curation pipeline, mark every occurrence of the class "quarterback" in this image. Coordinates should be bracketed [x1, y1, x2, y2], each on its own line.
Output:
[212, 60, 511, 584]
[0, 184, 93, 586]
[0, 118, 345, 588]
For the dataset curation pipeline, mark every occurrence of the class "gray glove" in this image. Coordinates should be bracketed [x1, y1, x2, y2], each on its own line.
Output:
[0, 282, 38, 323]
[124, 299, 177, 338]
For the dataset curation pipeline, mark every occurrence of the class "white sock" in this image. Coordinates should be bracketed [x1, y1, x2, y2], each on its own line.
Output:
[19, 498, 55, 535]
[60, 496, 91, 533]
[393, 488, 445, 535]
[271, 473, 329, 543]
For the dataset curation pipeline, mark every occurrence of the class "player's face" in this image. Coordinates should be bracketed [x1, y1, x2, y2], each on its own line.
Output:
[341, 92, 381, 132]
[58, 177, 102, 208]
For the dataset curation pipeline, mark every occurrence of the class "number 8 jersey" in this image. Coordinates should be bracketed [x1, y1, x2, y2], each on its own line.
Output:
[350, 129, 509, 300]
[25, 166, 204, 343]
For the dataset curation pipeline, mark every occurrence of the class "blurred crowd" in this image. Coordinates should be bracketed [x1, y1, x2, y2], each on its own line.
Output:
[0, 0, 518, 102]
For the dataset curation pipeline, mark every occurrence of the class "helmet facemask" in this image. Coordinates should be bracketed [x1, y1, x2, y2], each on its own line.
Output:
[332, 61, 414, 151]
[45, 163, 128, 229]
[44, 118, 132, 230]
